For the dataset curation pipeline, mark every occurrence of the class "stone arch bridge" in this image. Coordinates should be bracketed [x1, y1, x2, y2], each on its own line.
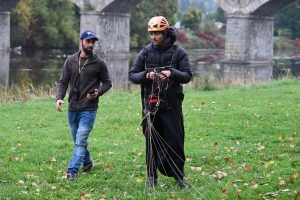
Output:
[212, 0, 297, 63]
[0, 0, 298, 62]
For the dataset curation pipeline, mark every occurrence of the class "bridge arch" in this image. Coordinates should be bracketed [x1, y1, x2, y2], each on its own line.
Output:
[211, 0, 297, 63]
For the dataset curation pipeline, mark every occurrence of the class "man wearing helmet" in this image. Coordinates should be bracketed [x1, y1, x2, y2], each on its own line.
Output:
[129, 15, 192, 189]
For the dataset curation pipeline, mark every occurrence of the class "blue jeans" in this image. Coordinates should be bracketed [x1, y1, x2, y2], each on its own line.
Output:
[67, 110, 97, 173]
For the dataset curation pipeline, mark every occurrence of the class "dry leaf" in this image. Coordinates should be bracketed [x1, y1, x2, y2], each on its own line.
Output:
[136, 178, 143, 183]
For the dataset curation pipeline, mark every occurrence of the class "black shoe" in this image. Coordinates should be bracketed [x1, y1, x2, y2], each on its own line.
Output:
[147, 177, 158, 187]
[82, 162, 94, 173]
[67, 172, 77, 181]
[175, 179, 189, 189]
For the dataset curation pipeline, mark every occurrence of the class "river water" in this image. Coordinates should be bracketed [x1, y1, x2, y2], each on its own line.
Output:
[1, 49, 299, 90]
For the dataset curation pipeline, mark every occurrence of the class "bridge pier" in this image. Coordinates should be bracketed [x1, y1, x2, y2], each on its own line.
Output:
[0, 51, 10, 87]
[80, 11, 131, 55]
[225, 15, 274, 63]
[0, 11, 11, 51]
[221, 63, 273, 83]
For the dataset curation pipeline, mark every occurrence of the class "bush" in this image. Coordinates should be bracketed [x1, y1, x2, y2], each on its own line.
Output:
[175, 38, 207, 49]
[292, 38, 300, 47]
[194, 27, 224, 49]
[273, 36, 295, 50]
[174, 28, 188, 43]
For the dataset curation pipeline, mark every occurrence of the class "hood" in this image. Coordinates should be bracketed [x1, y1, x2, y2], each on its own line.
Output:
[167, 26, 177, 43]
[151, 26, 177, 50]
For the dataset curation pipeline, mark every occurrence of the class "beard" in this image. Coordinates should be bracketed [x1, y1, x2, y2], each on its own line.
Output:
[82, 44, 93, 55]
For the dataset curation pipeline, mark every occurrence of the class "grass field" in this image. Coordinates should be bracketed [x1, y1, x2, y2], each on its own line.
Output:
[0, 79, 299, 199]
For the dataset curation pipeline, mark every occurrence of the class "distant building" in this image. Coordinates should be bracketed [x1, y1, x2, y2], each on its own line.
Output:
[175, 22, 181, 29]
[214, 22, 225, 29]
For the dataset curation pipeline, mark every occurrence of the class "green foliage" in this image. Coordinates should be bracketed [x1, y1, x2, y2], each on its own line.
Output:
[203, 6, 226, 26]
[11, 0, 35, 35]
[130, 0, 178, 48]
[278, 28, 293, 39]
[214, 7, 226, 23]
[181, 7, 202, 30]
[273, 37, 295, 51]
[274, 0, 300, 39]
[203, 23, 218, 38]
[11, 0, 80, 50]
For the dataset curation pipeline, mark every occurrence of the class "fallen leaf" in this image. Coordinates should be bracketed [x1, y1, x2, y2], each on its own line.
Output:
[136, 179, 143, 183]
[236, 190, 242, 197]
[205, 161, 215, 167]
[224, 158, 236, 164]
[279, 136, 285, 140]
[222, 189, 229, 194]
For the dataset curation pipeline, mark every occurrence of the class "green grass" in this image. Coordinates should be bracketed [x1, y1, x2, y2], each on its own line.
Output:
[0, 79, 300, 199]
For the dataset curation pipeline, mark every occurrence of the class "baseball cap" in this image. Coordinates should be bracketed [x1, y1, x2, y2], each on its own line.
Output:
[80, 30, 98, 41]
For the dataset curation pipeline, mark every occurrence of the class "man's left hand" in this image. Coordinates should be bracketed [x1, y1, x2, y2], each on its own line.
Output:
[87, 89, 98, 99]
[159, 70, 171, 79]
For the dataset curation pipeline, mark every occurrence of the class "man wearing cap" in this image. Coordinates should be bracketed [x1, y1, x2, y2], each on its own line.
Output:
[55, 30, 112, 181]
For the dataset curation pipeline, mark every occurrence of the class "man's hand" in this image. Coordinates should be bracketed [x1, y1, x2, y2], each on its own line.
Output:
[159, 70, 171, 79]
[56, 100, 64, 112]
[87, 89, 98, 99]
[147, 70, 171, 80]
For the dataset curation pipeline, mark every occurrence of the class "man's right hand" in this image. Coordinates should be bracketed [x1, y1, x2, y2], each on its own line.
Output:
[56, 100, 64, 112]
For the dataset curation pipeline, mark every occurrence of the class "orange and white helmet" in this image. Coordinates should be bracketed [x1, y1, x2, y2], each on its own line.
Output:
[148, 14, 170, 32]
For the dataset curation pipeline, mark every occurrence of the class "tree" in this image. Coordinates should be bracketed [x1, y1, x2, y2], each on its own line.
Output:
[215, 7, 226, 24]
[130, 0, 178, 48]
[11, 0, 80, 50]
[181, 7, 202, 30]
[274, 0, 300, 39]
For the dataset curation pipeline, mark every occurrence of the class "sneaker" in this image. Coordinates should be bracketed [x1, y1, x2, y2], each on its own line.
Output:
[67, 172, 77, 181]
[82, 162, 94, 173]
[175, 179, 189, 189]
[147, 177, 158, 187]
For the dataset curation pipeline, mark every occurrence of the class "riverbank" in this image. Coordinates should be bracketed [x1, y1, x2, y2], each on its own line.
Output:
[175, 34, 300, 52]
[0, 78, 299, 199]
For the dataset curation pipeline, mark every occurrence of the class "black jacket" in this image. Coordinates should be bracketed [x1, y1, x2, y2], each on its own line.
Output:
[56, 51, 112, 111]
[129, 27, 192, 106]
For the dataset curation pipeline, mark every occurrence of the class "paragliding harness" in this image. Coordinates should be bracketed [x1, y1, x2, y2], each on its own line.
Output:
[143, 44, 178, 113]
